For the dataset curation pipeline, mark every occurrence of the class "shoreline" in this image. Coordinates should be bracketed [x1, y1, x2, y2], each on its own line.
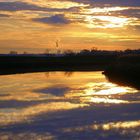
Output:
[0, 54, 140, 90]
[0, 55, 115, 75]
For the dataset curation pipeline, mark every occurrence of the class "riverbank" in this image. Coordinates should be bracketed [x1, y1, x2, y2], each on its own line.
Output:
[0, 54, 116, 75]
[104, 55, 140, 89]
[0, 53, 140, 88]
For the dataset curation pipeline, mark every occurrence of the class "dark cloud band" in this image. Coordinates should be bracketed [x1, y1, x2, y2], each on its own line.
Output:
[33, 14, 70, 25]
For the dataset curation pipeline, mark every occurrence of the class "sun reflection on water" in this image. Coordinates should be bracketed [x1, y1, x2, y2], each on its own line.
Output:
[85, 82, 137, 95]
[66, 82, 138, 104]
[0, 71, 139, 126]
[83, 97, 128, 104]
[63, 120, 140, 132]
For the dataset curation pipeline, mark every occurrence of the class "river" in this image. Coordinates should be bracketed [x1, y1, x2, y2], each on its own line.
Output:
[0, 71, 139, 140]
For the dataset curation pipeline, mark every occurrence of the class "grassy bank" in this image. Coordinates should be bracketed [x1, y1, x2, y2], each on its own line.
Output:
[0, 54, 116, 75]
[104, 55, 140, 89]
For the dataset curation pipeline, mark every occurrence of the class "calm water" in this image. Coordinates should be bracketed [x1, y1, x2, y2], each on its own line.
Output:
[0, 71, 140, 140]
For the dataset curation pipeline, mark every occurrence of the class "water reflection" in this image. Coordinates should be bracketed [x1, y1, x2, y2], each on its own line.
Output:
[63, 120, 140, 132]
[0, 132, 55, 140]
[84, 97, 128, 104]
[62, 119, 140, 139]
[0, 71, 139, 139]
[0, 102, 88, 126]
[65, 82, 138, 104]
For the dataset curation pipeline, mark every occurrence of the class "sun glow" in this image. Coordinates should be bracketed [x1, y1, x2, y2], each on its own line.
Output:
[83, 7, 129, 14]
[85, 15, 131, 28]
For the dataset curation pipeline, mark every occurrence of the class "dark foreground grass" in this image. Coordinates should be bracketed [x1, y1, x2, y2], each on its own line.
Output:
[104, 54, 140, 89]
[0, 54, 116, 75]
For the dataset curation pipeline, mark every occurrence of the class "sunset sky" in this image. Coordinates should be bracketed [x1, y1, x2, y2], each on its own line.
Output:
[0, 0, 140, 53]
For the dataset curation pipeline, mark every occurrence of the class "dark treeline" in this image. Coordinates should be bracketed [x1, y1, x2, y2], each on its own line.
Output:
[3, 48, 140, 56]
[63, 48, 140, 56]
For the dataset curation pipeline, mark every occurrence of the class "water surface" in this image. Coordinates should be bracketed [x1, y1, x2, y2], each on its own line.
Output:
[0, 71, 139, 140]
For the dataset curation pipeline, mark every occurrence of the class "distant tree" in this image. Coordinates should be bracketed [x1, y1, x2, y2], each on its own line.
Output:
[64, 49, 74, 56]
[57, 50, 61, 54]
[125, 49, 132, 53]
[23, 51, 28, 54]
[9, 51, 18, 54]
[44, 49, 50, 54]
[91, 47, 98, 52]
[80, 49, 91, 55]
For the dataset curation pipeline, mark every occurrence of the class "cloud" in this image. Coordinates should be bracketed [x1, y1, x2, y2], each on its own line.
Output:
[33, 14, 71, 25]
[69, 0, 140, 7]
[116, 8, 140, 18]
[0, 1, 42, 11]
[24, 0, 88, 9]
[0, 1, 82, 12]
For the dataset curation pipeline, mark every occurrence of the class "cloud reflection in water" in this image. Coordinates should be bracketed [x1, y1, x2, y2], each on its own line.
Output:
[0, 72, 139, 139]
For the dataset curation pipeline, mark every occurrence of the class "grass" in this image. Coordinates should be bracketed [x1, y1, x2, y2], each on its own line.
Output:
[0, 54, 116, 75]
[104, 54, 140, 89]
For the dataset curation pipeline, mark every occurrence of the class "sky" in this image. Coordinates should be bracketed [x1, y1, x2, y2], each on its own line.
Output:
[0, 0, 140, 53]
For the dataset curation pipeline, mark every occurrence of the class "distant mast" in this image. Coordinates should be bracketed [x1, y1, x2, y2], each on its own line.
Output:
[56, 40, 59, 48]
[56, 40, 60, 54]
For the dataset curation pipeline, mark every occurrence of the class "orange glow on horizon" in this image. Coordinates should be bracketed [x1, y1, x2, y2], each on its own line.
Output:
[0, 1, 139, 52]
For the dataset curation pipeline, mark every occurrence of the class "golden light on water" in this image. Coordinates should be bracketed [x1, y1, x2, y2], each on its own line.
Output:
[84, 82, 137, 95]
[0, 132, 55, 140]
[79, 82, 138, 104]
[65, 82, 138, 104]
[100, 120, 140, 130]
[63, 120, 140, 132]
[0, 102, 88, 126]
[0, 72, 139, 126]
[87, 97, 128, 104]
